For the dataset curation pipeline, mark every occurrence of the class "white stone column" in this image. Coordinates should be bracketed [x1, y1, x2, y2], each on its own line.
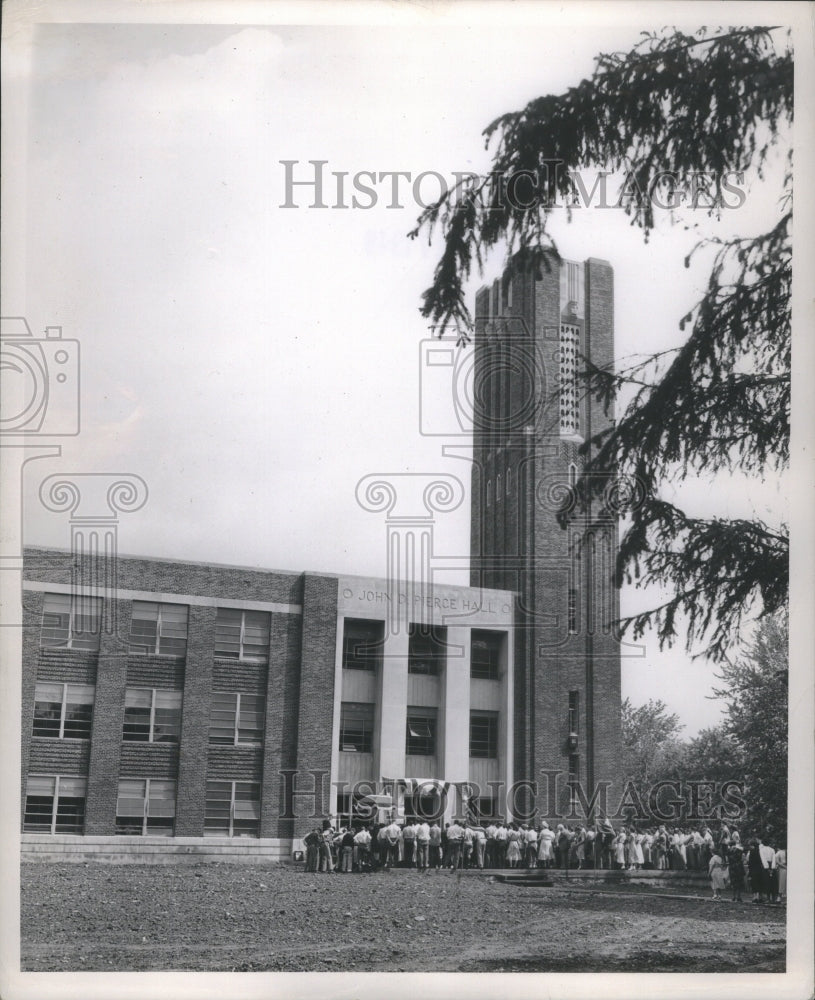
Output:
[375, 627, 409, 787]
[442, 626, 471, 821]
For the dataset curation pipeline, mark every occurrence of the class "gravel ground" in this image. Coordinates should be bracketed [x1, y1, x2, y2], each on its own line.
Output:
[21, 863, 786, 973]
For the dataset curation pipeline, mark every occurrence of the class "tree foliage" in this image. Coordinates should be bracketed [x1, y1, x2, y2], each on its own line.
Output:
[712, 608, 788, 841]
[621, 696, 684, 790]
[411, 26, 791, 661]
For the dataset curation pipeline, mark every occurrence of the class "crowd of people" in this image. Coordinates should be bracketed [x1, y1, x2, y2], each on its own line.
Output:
[301, 815, 786, 903]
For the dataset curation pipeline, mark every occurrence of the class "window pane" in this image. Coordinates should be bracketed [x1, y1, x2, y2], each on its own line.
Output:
[125, 689, 152, 709]
[24, 796, 54, 832]
[158, 604, 188, 655]
[27, 775, 56, 796]
[209, 693, 237, 744]
[115, 787, 145, 835]
[145, 817, 174, 835]
[237, 694, 264, 743]
[62, 702, 93, 739]
[204, 781, 233, 835]
[339, 702, 374, 752]
[33, 683, 63, 737]
[215, 608, 241, 657]
[147, 780, 176, 817]
[123, 689, 152, 741]
[153, 690, 182, 742]
[406, 710, 436, 756]
[342, 620, 382, 670]
[128, 612, 158, 653]
[157, 635, 187, 656]
[408, 625, 446, 675]
[243, 612, 270, 661]
[72, 597, 102, 651]
[233, 783, 260, 838]
[115, 818, 145, 835]
[469, 712, 498, 758]
[471, 631, 501, 680]
[58, 776, 87, 797]
[55, 794, 85, 834]
[41, 594, 71, 647]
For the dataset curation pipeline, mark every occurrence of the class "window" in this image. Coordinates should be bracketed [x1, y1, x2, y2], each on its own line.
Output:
[115, 778, 177, 836]
[204, 780, 260, 837]
[404, 793, 443, 822]
[486, 480, 492, 507]
[23, 775, 86, 834]
[470, 711, 499, 758]
[569, 462, 578, 488]
[342, 619, 383, 671]
[406, 708, 437, 756]
[128, 602, 188, 657]
[568, 587, 578, 635]
[33, 682, 94, 739]
[40, 593, 101, 651]
[496, 473, 502, 501]
[559, 323, 581, 437]
[339, 702, 374, 753]
[506, 467, 512, 497]
[470, 796, 497, 821]
[123, 688, 182, 743]
[336, 792, 374, 828]
[568, 690, 580, 734]
[471, 631, 502, 680]
[215, 608, 270, 662]
[408, 624, 446, 675]
[209, 692, 265, 745]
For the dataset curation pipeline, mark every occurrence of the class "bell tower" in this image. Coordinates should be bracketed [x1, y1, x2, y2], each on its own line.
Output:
[469, 252, 622, 816]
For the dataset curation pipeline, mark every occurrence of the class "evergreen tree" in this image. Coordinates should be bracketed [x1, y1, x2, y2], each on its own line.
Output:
[411, 26, 791, 661]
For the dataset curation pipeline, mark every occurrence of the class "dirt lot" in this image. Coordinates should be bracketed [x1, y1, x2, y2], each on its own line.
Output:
[21, 863, 786, 973]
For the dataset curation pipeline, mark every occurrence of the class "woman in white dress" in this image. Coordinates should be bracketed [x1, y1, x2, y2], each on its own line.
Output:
[614, 828, 627, 870]
[506, 823, 522, 868]
[630, 830, 645, 870]
[774, 846, 786, 900]
[538, 821, 555, 868]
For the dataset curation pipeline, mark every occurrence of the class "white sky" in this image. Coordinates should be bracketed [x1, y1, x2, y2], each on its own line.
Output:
[7, 12, 793, 736]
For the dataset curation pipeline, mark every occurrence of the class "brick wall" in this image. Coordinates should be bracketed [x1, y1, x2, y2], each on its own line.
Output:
[84, 598, 131, 834]
[22, 546, 303, 605]
[469, 253, 622, 814]
[261, 611, 302, 839]
[174, 604, 214, 836]
[292, 574, 338, 837]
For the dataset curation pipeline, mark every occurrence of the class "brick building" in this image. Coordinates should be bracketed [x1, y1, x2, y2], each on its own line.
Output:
[20, 253, 622, 861]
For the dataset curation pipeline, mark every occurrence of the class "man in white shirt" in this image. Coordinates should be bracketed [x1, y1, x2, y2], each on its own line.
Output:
[758, 837, 776, 901]
[447, 820, 465, 870]
[415, 820, 431, 871]
[473, 825, 487, 869]
[524, 824, 539, 869]
[485, 822, 497, 869]
[354, 826, 372, 871]
[383, 819, 401, 869]
[402, 819, 417, 868]
[463, 824, 474, 869]
[689, 829, 703, 870]
[494, 821, 509, 868]
[429, 821, 442, 869]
